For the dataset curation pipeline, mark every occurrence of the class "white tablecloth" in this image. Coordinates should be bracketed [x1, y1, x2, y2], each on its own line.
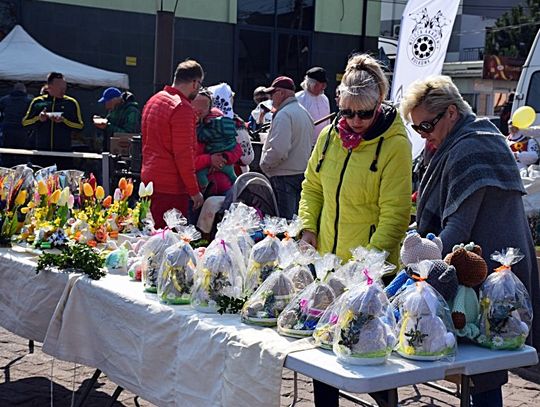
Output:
[0, 248, 77, 342]
[42, 274, 313, 407]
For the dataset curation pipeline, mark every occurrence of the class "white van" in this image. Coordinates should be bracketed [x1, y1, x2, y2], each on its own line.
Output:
[513, 28, 540, 124]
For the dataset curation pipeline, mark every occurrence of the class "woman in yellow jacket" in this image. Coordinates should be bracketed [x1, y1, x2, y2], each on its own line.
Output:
[299, 52, 413, 407]
[299, 54, 412, 268]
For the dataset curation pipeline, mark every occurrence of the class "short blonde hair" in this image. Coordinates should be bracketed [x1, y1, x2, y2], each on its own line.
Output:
[338, 54, 389, 110]
[400, 75, 472, 121]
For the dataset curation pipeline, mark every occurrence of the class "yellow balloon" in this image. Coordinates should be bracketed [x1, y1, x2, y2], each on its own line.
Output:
[512, 106, 536, 129]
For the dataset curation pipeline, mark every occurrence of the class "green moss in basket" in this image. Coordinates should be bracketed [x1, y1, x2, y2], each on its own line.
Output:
[36, 243, 106, 280]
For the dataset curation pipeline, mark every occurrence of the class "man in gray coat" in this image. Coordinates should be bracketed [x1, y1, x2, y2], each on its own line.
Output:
[260, 76, 314, 219]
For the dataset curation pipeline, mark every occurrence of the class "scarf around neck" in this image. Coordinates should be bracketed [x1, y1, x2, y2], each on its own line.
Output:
[416, 113, 525, 236]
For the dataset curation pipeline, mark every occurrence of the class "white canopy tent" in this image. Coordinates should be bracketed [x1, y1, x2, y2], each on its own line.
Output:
[0, 25, 129, 88]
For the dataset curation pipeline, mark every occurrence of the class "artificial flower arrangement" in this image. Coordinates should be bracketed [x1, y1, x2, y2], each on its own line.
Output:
[0, 165, 34, 246]
[17, 167, 75, 250]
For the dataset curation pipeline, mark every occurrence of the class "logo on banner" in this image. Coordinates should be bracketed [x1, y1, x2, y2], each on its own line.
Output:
[407, 8, 449, 67]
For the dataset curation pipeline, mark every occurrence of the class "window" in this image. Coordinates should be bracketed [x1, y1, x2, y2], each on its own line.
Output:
[238, 0, 314, 30]
[526, 71, 540, 113]
[237, 30, 273, 101]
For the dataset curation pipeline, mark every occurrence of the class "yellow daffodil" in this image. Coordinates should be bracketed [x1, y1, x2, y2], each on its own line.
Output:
[49, 189, 61, 204]
[83, 182, 94, 197]
[27, 201, 35, 209]
[15, 190, 27, 206]
[21, 207, 29, 214]
[37, 180, 48, 195]
[95, 185, 105, 201]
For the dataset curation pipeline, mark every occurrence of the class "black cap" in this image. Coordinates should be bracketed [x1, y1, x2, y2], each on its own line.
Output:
[306, 67, 327, 83]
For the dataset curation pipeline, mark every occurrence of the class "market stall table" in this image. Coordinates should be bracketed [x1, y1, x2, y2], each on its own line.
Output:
[42, 273, 312, 407]
[0, 248, 78, 343]
[40, 270, 539, 407]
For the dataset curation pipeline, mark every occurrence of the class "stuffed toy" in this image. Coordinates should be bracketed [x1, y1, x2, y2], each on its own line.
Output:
[444, 242, 488, 339]
[386, 231, 458, 302]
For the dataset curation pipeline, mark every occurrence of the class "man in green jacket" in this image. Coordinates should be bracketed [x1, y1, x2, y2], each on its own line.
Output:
[94, 87, 141, 139]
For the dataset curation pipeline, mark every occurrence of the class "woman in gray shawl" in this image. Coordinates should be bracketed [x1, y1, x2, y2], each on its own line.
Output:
[401, 75, 540, 407]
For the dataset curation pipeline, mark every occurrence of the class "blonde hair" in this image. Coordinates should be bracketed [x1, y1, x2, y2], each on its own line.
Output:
[338, 54, 389, 110]
[400, 75, 473, 120]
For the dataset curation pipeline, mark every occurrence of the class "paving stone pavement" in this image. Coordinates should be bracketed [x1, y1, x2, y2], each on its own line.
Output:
[1, 326, 539, 406]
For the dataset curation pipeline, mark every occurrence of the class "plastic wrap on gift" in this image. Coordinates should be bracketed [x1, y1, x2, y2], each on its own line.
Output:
[277, 254, 341, 338]
[218, 202, 261, 266]
[313, 292, 348, 350]
[283, 241, 319, 292]
[191, 237, 246, 313]
[139, 209, 186, 293]
[394, 260, 457, 361]
[241, 270, 295, 326]
[105, 244, 129, 273]
[332, 256, 396, 365]
[245, 216, 286, 294]
[476, 248, 533, 350]
[157, 225, 200, 305]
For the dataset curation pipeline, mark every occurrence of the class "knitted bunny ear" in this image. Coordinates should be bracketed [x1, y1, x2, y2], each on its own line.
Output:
[402, 232, 421, 248]
[472, 244, 483, 257]
[426, 233, 443, 253]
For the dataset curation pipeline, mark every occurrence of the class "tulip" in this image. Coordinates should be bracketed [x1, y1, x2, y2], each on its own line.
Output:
[49, 189, 61, 204]
[138, 182, 146, 198]
[102, 195, 112, 208]
[119, 177, 127, 190]
[146, 181, 153, 197]
[15, 190, 27, 206]
[113, 188, 122, 202]
[37, 180, 48, 195]
[95, 185, 105, 201]
[68, 194, 75, 209]
[83, 183, 94, 197]
[21, 207, 29, 214]
[57, 187, 70, 206]
[88, 173, 97, 191]
[125, 182, 133, 198]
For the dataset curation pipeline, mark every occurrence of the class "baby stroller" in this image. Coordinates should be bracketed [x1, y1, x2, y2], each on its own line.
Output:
[197, 172, 280, 240]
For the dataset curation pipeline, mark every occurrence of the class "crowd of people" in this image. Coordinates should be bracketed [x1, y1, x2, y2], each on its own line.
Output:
[1, 53, 540, 407]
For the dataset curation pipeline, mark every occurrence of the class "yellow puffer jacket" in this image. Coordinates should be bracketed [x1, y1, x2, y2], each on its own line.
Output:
[299, 108, 412, 267]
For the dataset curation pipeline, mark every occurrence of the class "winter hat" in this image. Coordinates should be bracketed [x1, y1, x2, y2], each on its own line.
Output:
[207, 83, 235, 119]
[400, 231, 443, 266]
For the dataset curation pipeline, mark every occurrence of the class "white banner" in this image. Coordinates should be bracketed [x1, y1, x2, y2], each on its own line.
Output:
[390, 0, 461, 157]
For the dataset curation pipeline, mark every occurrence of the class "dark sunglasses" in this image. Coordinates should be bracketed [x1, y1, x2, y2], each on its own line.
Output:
[411, 110, 446, 134]
[339, 108, 376, 120]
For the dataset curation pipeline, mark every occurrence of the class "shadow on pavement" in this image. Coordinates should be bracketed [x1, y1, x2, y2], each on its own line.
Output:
[0, 376, 129, 406]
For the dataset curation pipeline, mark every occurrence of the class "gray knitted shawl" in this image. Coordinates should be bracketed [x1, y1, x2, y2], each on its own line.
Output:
[417, 113, 525, 236]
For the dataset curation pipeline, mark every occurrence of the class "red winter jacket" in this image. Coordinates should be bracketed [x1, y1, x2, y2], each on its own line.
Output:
[141, 86, 199, 196]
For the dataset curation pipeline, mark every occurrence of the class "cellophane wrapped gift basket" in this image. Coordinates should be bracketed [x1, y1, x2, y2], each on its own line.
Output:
[476, 248, 533, 350]
[191, 220, 246, 313]
[394, 260, 457, 361]
[140, 209, 185, 293]
[313, 247, 392, 350]
[333, 253, 397, 365]
[157, 225, 200, 305]
[245, 216, 286, 294]
[277, 254, 341, 338]
[283, 240, 318, 293]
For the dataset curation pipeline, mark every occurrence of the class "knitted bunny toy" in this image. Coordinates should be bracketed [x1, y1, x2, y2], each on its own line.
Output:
[386, 231, 449, 300]
[444, 243, 488, 339]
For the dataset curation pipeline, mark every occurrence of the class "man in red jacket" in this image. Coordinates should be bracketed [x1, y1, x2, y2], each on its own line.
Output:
[141, 59, 205, 228]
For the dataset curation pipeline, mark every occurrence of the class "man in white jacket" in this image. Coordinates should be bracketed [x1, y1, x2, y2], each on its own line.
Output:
[296, 67, 331, 146]
[260, 76, 314, 219]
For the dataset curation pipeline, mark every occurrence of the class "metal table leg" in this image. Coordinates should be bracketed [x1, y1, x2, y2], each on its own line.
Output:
[106, 386, 124, 407]
[75, 368, 102, 407]
[288, 371, 299, 407]
[28, 340, 34, 353]
[460, 375, 471, 407]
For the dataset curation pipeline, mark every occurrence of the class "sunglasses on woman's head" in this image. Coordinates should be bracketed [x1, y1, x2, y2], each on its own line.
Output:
[411, 110, 446, 134]
[339, 108, 376, 120]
